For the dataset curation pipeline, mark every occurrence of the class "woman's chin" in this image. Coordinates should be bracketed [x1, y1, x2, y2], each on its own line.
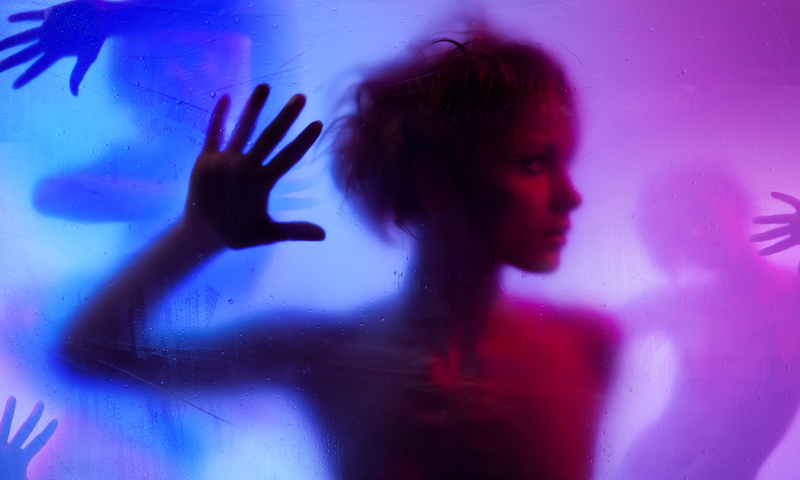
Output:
[513, 252, 561, 274]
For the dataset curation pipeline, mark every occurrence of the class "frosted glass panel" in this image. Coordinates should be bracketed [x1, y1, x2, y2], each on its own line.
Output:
[2, 1, 800, 479]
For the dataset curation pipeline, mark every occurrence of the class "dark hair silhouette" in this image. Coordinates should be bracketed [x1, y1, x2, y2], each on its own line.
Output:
[334, 33, 576, 234]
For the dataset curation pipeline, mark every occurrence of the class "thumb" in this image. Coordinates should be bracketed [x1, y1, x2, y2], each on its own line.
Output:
[70, 51, 98, 96]
[277, 221, 326, 241]
[227, 222, 325, 250]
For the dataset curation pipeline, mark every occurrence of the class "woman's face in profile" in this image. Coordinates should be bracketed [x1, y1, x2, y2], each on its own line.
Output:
[475, 96, 581, 272]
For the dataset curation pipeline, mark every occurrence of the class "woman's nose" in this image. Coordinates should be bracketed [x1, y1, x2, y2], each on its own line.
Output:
[552, 174, 582, 212]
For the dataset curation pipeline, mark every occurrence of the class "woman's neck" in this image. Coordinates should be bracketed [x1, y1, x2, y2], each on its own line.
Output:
[405, 223, 502, 331]
[401, 239, 501, 373]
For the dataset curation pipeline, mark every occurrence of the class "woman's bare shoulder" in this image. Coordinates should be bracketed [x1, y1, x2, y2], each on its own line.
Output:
[497, 297, 619, 335]
[492, 298, 622, 374]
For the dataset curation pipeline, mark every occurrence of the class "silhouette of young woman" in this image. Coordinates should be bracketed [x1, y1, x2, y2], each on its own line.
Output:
[615, 166, 800, 480]
[61, 32, 619, 479]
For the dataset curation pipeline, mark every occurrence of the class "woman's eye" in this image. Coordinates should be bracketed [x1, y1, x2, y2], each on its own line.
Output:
[524, 156, 548, 174]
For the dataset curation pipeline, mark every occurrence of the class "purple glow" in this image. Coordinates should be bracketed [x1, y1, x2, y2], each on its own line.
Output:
[2, 1, 800, 479]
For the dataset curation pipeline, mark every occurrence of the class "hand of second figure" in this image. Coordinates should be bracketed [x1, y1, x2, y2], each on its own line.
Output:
[186, 84, 325, 250]
[751, 192, 800, 257]
[0, 0, 107, 95]
[0, 396, 58, 480]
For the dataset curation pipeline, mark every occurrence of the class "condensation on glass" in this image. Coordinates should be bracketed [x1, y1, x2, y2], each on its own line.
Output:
[1, 1, 800, 479]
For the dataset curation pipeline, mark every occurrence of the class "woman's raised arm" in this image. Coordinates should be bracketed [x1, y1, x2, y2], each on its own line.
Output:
[62, 84, 324, 379]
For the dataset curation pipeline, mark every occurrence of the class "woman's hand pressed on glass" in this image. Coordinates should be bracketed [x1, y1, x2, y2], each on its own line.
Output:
[751, 192, 800, 257]
[186, 84, 325, 250]
[0, 0, 107, 95]
[0, 397, 58, 480]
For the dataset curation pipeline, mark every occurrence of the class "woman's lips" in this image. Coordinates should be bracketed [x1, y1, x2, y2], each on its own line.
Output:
[542, 224, 570, 246]
[543, 234, 567, 247]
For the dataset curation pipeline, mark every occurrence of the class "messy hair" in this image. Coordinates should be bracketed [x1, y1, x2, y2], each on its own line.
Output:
[333, 30, 575, 235]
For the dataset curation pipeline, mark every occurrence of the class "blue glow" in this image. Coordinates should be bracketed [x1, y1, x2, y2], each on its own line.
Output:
[3, 1, 800, 479]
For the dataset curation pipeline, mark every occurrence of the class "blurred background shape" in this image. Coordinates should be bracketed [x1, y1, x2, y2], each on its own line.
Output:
[605, 163, 800, 479]
[3, 0, 800, 479]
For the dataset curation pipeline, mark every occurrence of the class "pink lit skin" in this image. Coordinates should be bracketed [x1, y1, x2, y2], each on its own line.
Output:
[476, 97, 582, 273]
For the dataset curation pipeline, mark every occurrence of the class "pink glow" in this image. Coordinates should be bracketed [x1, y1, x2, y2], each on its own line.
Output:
[2, 1, 800, 479]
